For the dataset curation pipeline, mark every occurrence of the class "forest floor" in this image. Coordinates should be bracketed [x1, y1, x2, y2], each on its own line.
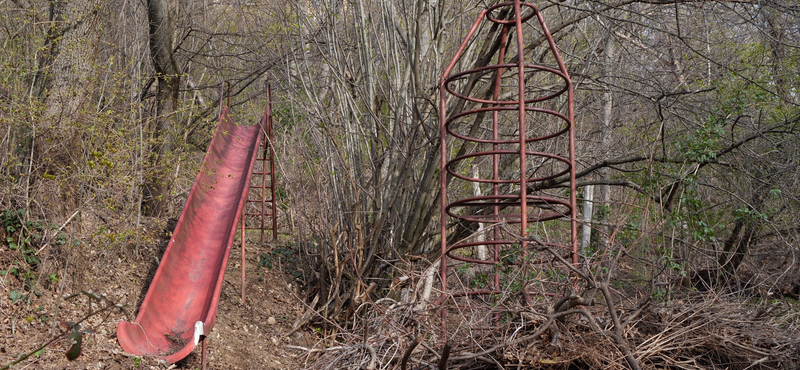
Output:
[0, 217, 316, 370]
[3, 216, 800, 370]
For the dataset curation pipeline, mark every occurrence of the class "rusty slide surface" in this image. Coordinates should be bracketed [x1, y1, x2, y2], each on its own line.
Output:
[117, 107, 261, 362]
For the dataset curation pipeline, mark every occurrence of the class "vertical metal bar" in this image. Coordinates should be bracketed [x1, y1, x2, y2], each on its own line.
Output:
[514, 0, 529, 250]
[201, 337, 208, 370]
[438, 66, 449, 338]
[268, 84, 278, 241]
[260, 83, 270, 243]
[492, 24, 509, 293]
[534, 9, 579, 266]
[241, 207, 246, 303]
[569, 84, 578, 267]
[260, 136, 267, 243]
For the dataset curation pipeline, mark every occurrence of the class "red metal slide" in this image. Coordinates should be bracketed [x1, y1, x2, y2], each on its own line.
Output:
[117, 107, 262, 363]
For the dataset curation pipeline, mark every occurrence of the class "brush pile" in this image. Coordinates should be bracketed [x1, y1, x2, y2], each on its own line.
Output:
[291, 294, 800, 370]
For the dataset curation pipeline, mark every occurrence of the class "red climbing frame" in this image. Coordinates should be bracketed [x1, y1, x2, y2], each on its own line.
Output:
[438, 0, 578, 333]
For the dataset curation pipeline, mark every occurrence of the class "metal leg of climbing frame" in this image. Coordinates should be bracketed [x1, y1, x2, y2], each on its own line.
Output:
[241, 208, 246, 303]
[201, 337, 208, 370]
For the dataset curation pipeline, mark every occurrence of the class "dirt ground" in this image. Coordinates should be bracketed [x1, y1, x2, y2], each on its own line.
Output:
[0, 219, 317, 370]
[4, 217, 800, 370]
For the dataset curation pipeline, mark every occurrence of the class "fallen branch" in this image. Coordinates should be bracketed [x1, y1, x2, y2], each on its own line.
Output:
[401, 336, 421, 370]
[1, 292, 127, 370]
[437, 342, 451, 370]
[599, 282, 642, 370]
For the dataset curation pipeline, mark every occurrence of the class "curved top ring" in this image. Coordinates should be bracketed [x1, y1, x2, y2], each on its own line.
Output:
[486, 2, 537, 24]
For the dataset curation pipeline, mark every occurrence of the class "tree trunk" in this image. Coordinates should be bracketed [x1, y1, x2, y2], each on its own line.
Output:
[719, 185, 767, 277]
[142, 0, 181, 216]
[27, 0, 103, 213]
[597, 36, 615, 255]
[764, 9, 788, 101]
[580, 185, 594, 258]
[40, 0, 103, 123]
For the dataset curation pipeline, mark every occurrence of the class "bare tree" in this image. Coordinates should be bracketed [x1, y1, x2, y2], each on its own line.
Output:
[141, 0, 181, 216]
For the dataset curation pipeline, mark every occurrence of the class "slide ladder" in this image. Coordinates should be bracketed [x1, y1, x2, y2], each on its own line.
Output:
[244, 83, 278, 243]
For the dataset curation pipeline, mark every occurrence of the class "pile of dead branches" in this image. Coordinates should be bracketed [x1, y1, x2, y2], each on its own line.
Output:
[632, 299, 800, 369]
[288, 293, 800, 370]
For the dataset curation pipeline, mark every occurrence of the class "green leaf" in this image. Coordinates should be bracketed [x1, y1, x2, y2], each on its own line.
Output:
[65, 329, 83, 361]
[9, 290, 22, 302]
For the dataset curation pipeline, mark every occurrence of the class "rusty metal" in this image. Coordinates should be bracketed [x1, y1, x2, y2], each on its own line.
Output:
[241, 82, 280, 303]
[117, 81, 275, 362]
[201, 337, 208, 370]
[241, 200, 246, 303]
[244, 82, 278, 243]
[439, 0, 577, 329]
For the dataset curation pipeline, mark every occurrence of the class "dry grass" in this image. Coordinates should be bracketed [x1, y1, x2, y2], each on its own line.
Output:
[289, 292, 800, 370]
